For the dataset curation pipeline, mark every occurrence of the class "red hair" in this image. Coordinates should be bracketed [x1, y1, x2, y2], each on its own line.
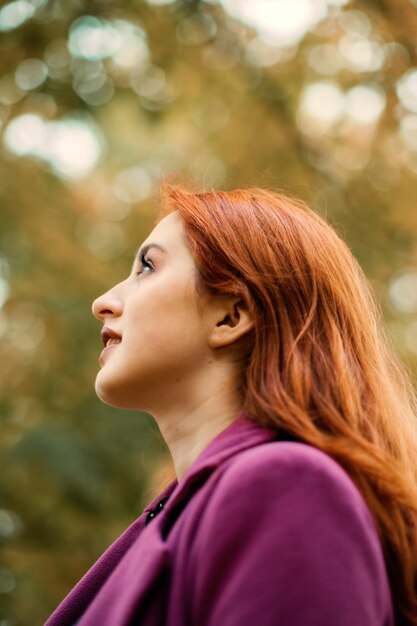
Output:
[160, 183, 417, 624]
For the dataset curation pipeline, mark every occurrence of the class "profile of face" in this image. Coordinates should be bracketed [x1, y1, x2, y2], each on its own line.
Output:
[92, 210, 254, 418]
[92, 212, 211, 413]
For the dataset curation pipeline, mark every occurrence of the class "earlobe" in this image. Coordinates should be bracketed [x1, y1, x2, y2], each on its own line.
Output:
[209, 299, 254, 349]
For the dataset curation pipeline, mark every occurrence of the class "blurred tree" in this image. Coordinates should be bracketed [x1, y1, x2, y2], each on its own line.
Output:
[0, 0, 416, 623]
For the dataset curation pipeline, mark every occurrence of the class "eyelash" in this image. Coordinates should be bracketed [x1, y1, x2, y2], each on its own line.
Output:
[136, 254, 154, 276]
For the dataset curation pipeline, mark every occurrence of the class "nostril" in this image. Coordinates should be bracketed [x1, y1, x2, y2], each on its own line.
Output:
[92, 299, 113, 319]
[92, 291, 123, 319]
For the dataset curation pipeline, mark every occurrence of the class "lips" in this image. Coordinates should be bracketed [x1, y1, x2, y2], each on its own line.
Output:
[101, 326, 122, 348]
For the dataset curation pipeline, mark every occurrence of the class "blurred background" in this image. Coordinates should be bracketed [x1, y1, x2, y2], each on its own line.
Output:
[0, 0, 417, 622]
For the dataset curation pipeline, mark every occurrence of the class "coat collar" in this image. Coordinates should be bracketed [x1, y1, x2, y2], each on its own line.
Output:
[158, 413, 278, 522]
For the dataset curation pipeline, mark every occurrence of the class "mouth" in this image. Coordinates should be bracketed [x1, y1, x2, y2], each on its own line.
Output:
[101, 326, 122, 348]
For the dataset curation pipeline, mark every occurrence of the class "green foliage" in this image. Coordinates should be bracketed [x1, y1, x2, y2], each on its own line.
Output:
[0, 0, 416, 622]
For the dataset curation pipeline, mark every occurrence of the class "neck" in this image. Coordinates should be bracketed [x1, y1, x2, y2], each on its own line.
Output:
[153, 369, 242, 481]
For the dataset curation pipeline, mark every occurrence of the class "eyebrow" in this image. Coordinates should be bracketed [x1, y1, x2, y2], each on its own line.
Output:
[132, 242, 167, 267]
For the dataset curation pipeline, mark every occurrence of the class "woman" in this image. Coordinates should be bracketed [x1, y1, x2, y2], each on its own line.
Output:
[46, 184, 417, 625]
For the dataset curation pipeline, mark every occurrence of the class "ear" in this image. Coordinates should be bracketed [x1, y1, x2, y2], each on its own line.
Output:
[208, 298, 254, 349]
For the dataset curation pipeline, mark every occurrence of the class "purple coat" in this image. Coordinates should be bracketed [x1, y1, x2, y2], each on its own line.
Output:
[45, 415, 394, 625]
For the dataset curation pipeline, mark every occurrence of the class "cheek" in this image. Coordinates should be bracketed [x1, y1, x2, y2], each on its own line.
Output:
[129, 306, 203, 358]
[125, 283, 206, 359]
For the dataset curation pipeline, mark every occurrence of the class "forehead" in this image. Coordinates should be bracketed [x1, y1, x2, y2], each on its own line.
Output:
[146, 211, 183, 247]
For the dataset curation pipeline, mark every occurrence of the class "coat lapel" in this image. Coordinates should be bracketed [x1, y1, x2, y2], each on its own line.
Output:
[78, 520, 172, 625]
[45, 415, 280, 626]
[45, 481, 177, 626]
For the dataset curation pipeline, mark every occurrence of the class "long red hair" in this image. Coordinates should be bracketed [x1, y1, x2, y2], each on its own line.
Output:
[160, 183, 417, 624]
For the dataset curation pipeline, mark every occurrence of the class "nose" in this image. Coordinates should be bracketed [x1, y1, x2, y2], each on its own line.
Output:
[92, 289, 123, 321]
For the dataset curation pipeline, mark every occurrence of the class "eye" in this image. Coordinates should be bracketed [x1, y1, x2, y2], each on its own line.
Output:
[136, 254, 154, 276]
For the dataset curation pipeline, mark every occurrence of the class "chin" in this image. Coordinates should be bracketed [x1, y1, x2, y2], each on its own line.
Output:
[95, 374, 129, 409]
[94, 372, 148, 411]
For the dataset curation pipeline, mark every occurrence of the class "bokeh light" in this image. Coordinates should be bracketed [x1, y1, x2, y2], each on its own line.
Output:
[308, 44, 342, 75]
[388, 270, 417, 314]
[0, 276, 10, 309]
[396, 69, 417, 114]
[15, 58, 48, 91]
[0, 74, 25, 105]
[0, 509, 23, 540]
[345, 85, 386, 125]
[297, 81, 345, 134]
[399, 115, 417, 152]
[68, 16, 149, 74]
[404, 320, 417, 355]
[176, 14, 217, 45]
[338, 35, 386, 73]
[43, 38, 71, 81]
[3, 114, 105, 178]
[0, 0, 35, 32]
[69, 16, 123, 61]
[112, 166, 153, 204]
[221, 0, 327, 47]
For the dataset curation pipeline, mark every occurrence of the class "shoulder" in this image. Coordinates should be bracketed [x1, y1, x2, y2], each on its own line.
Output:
[221, 439, 352, 480]
[215, 440, 366, 509]
[201, 440, 380, 545]
[190, 441, 393, 626]
[222, 439, 348, 478]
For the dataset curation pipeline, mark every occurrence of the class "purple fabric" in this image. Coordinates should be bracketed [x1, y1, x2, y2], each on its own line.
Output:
[45, 415, 394, 625]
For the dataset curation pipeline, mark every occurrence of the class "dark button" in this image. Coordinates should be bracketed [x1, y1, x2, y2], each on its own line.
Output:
[145, 496, 170, 525]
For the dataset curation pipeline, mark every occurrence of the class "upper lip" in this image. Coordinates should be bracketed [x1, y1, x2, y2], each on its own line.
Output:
[101, 326, 122, 347]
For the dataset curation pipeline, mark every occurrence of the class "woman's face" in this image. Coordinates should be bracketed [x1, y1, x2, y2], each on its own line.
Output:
[92, 211, 211, 412]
